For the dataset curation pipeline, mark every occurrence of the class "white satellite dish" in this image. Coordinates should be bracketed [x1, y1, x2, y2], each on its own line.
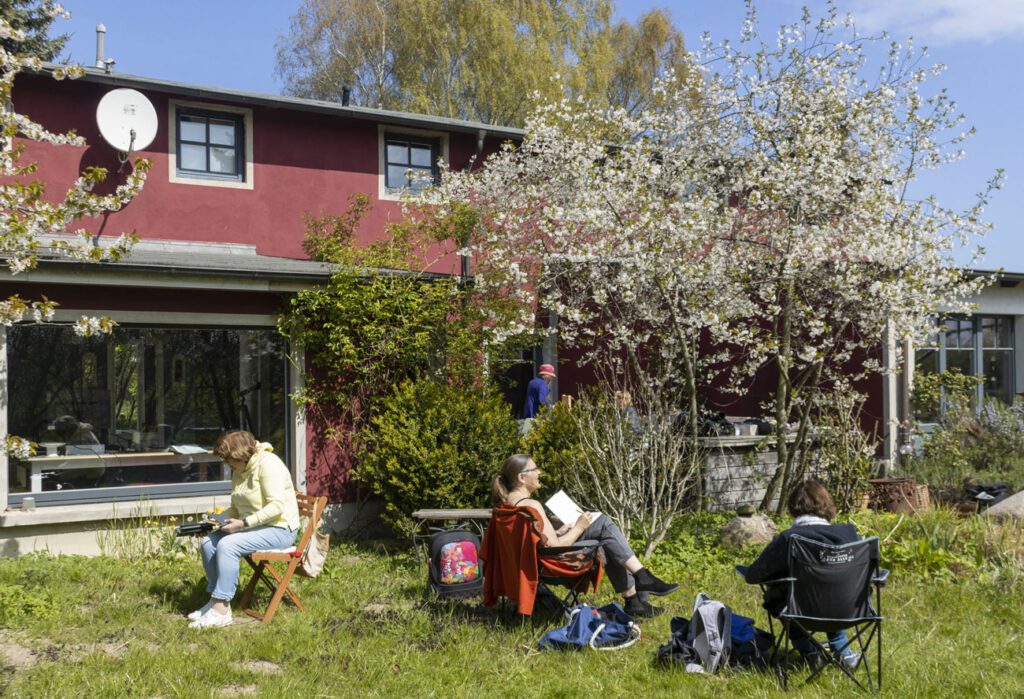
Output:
[96, 88, 157, 153]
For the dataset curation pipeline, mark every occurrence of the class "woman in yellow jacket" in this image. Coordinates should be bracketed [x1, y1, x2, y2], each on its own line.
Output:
[188, 430, 300, 628]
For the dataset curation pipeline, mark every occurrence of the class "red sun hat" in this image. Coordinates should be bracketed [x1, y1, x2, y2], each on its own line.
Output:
[538, 363, 556, 378]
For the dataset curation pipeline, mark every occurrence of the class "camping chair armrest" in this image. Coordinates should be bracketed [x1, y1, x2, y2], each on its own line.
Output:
[538, 539, 601, 556]
[734, 564, 794, 587]
[758, 576, 795, 587]
[873, 568, 891, 586]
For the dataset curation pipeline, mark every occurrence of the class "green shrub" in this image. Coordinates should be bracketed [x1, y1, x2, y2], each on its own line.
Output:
[815, 409, 879, 514]
[0, 583, 56, 625]
[841, 507, 1024, 582]
[358, 378, 521, 536]
[521, 401, 583, 497]
[905, 398, 1024, 493]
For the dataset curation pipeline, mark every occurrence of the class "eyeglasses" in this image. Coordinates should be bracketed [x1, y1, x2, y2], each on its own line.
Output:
[521, 467, 540, 474]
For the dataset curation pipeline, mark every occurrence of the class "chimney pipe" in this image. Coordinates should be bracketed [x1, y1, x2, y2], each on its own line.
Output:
[341, 86, 351, 106]
[95, 24, 106, 69]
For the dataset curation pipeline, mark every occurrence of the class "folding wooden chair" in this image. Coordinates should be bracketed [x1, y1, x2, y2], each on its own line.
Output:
[239, 493, 328, 624]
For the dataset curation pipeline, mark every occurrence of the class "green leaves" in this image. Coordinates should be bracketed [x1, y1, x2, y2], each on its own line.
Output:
[357, 378, 520, 536]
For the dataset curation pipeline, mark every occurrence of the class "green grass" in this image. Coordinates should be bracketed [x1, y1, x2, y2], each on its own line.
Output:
[1, 515, 1023, 698]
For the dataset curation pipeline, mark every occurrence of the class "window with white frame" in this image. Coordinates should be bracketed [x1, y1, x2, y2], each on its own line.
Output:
[168, 100, 253, 189]
[914, 315, 1015, 419]
[6, 325, 288, 506]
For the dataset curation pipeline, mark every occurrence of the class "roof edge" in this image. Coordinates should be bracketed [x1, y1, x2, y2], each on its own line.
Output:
[35, 63, 525, 140]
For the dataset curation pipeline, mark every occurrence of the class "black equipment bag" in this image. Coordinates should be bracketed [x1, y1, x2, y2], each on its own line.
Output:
[428, 527, 483, 599]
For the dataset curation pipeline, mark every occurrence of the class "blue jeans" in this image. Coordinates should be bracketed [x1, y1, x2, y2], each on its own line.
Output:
[200, 525, 296, 601]
[791, 627, 855, 658]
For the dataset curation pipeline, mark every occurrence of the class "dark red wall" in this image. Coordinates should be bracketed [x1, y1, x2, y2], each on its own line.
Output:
[0, 281, 285, 315]
[13, 74, 501, 273]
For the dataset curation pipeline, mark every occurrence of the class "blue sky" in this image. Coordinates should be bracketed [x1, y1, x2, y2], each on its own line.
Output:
[55, 0, 1022, 271]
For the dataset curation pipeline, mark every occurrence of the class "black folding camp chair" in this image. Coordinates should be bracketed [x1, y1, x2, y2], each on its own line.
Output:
[742, 535, 889, 691]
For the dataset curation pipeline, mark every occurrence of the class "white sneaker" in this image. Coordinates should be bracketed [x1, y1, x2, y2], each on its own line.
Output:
[842, 652, 861, 670]
[188, 608, 232, 629]
[187, 601, 215, 620]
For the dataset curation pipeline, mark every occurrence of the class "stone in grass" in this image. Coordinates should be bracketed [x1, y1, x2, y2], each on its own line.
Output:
[981, 489, 1024, 521]
[721, 513, 777, 549]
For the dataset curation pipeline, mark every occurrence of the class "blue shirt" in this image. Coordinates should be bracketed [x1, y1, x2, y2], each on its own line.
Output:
[522, 377, 552, 418]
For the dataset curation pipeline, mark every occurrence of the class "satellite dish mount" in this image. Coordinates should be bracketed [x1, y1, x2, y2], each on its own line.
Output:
[96, 88, 158, 172]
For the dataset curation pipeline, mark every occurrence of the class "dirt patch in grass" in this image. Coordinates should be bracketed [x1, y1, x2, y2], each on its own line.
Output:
[214, 684, 259, 697]
[0, 640, 37, 671]
[231, 615, 259, 626]
[363, 596, 415, 616]
[232, 660, 282, 674]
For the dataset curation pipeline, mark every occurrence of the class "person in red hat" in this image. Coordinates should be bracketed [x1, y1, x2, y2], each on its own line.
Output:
[522, 363, 556, 419]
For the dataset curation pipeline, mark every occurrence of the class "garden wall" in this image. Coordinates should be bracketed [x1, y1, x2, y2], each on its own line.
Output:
[702, 436, 821, 512]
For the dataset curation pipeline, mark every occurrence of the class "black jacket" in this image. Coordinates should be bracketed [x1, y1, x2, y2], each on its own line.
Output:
[741, 522, 859, 616]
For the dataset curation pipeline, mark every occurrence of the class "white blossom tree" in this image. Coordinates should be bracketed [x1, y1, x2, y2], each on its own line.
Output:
[0, 5, 150, 457]
[432, 0, 999, 512]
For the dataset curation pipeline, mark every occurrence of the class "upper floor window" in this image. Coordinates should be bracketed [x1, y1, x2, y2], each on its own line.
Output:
[175, 108, 245, 181]
[384, 134, 439, 194]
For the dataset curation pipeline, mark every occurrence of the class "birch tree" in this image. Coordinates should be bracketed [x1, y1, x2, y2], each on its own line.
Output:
[276, 0, 693, 125]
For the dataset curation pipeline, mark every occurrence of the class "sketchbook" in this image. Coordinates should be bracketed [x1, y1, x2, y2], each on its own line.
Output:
[544, 490, 602, 528]
[168, 444, 210, 455]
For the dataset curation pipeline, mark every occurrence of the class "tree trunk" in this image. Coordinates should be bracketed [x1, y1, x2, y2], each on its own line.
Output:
[761, 276, 794, 511]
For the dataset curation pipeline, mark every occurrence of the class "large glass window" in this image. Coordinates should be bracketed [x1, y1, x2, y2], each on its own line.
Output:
[7, 326, 287, 504]
[982, 316, 1014, 405]
[913, 315, 1015, 415]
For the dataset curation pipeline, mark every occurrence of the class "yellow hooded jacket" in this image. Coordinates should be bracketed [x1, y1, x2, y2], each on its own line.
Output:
[223, 442, 301, 530]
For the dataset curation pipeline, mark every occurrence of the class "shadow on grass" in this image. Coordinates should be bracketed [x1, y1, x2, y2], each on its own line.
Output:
[419, 592, 571, 637]
[146, 575, 210, 615]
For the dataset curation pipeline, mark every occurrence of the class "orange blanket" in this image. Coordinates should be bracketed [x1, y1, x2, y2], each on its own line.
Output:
[481, 504, 601, 615]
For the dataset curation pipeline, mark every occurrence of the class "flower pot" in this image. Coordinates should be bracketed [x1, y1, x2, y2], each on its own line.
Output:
[868, 477, 924, 514]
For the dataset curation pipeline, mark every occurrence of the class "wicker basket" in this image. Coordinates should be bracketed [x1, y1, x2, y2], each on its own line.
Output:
[868, 478, 928, 513]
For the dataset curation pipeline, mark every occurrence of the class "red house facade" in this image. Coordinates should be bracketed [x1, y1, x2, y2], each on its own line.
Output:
[0, 65, 523, 553]
[4, 63, 984, 553]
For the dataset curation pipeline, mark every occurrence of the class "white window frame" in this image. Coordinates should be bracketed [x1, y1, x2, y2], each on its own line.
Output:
[168, 99, 254, 190]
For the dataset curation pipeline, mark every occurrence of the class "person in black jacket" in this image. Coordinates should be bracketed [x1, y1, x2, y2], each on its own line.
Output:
[739, 480, 859, 668]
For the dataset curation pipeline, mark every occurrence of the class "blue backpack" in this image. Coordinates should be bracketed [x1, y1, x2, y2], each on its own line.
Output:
[538, 603, 642, 651]
[730, 611, 774, 668]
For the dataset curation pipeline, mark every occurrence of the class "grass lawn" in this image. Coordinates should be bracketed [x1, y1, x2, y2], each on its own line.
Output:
[0, 512, 1022, 698]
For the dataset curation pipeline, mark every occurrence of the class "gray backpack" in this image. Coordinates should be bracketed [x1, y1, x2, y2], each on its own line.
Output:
[655, 592, 733, 673]
[688, 592, 732, 672]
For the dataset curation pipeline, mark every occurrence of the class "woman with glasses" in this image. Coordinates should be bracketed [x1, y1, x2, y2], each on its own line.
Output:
[187, 430, 300, 628]
[491, 453, 678, 617]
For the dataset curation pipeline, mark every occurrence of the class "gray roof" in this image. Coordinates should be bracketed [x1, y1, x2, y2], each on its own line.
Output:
[969, 268, 1024, 287]
[41, 247, 337, 281]
[38, 63, 525, 140]
[20, 244, 450, 293]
